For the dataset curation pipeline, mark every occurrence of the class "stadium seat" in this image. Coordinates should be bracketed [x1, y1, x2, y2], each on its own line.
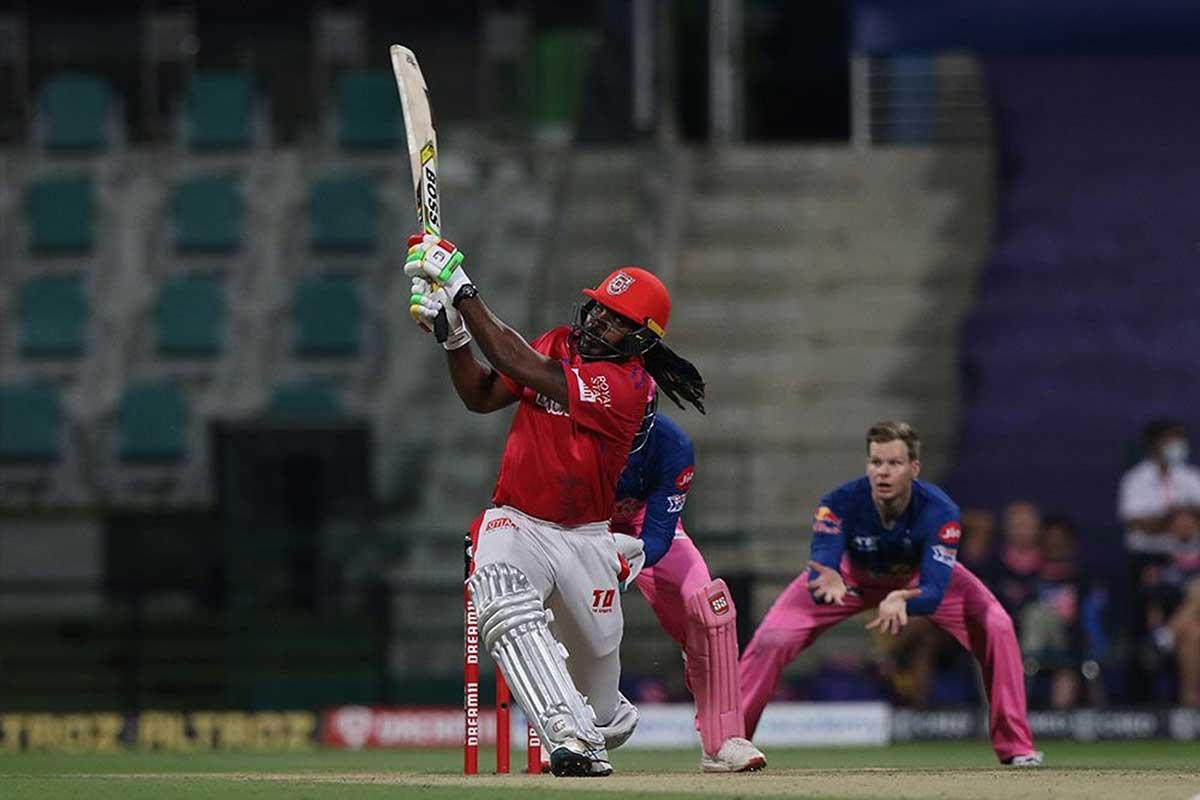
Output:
[269, 379, 342, 417]
[310, 175, 378, 251]
[183, 71, 256, 151]
[27, 176, 93, 254]
[0, 384, 61, 461]
[20, 275, 87, 357]
[156, 275, 224, 356]
[173, 176, 241, 253]
[36, 73, 115, 152]
[293, 274, 362, 355]
[118, 382, 188, 461]
[336, 70, 400, 149]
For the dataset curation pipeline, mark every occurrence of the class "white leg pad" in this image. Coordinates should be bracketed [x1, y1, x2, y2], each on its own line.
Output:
[468, 562, 605, 749]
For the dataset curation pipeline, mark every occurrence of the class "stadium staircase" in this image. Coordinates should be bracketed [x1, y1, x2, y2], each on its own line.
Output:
[510, 144, 993, 684]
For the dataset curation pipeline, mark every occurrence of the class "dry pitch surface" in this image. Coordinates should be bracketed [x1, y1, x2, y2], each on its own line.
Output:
[2, 743, 1198, 799]
[121, 768, 1199, 799]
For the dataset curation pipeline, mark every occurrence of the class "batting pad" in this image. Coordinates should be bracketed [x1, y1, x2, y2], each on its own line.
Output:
[683, 578, 746, 756]
[467, 562, 606, 751]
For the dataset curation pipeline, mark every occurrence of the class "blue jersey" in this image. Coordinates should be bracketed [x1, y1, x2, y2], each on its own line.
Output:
[809, 476, 961, 616]
[612, 414, 695, 568]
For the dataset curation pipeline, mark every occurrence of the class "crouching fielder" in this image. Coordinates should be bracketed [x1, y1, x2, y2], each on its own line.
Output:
[613, 412, 766, 772]
[738, 421, 1042, 766]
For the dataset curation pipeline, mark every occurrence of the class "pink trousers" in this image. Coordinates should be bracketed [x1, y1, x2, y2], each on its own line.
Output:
[738, 562, 1035, 762]
[634, 532, 714, 646]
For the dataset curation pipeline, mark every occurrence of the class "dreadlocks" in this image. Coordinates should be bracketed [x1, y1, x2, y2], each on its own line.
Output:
[644, 342, 705, 414]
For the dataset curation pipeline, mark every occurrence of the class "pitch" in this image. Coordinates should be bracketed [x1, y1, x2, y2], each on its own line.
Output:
[1, 742, 1197, 799]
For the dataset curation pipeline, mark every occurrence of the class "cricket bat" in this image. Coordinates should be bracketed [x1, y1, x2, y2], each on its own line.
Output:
[390, 44, 449, 343]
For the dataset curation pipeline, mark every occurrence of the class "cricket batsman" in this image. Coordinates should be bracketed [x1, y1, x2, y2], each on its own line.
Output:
[406, 234, 704, 776]
[738, 420, 1043, 766]
[613, 410, 767, 771]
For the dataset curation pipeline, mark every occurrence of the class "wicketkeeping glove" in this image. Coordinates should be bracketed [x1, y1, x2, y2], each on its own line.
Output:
[410, 277, 471, 350]
[613, 532, 646, 591]
[404, 233, 472, 302]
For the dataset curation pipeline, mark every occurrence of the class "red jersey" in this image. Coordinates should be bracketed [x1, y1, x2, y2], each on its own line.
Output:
[492, 326, 653, 526]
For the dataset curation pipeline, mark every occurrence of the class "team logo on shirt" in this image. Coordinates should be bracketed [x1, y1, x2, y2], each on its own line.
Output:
[606, 272, 635, 295]
[667, 493, 687, 513]
[674, 466, 694, 491]
[937, 522, 962, 546]
[813, 506, 842, 535]
[708, 591, 730, 616]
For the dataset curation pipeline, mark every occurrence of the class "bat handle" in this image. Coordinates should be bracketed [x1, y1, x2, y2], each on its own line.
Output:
[433, 308, 449, 343]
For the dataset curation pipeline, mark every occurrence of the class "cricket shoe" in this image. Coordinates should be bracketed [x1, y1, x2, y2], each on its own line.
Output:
[549, 738, 613, 777]
[700, 737, 767, 773]
[1002, 751, 1044, 767]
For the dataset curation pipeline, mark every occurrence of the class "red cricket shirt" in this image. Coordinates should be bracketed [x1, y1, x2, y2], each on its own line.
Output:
[491, 326, 653, 526]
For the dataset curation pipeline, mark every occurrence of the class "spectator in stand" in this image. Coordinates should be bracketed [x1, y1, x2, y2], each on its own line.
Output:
[1019, 516, 1087, 709]
[993, 502, 1044, 624]
[1143, 509, 1200, 707]
[959, 508, 999, 576]
[1118, 419, 1200, 702]
[1119, 419, 1200, 560]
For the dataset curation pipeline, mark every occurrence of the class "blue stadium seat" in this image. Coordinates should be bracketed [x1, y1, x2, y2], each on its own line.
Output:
[269, 379, 342, 417]
[20, 275, 87, 357]
[173, 176, 241, 253]
[119, 382, 188, 462]
[184, 71, 256, 151]
[0, 384, 61, 461]
[37, 73, 115, 152]
[156, 275, 224, 356]
[293, 274, 362, 355]
[310, 175, 378, 252]
[27, 176, 93, 254]
[336, 71, 400, 149]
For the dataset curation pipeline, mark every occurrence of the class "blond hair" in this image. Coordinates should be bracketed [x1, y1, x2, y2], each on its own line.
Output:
[866, 420, 921, 462]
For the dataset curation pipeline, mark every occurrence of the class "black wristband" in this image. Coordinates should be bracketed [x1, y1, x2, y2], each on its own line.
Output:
[452, 283, 479, 308]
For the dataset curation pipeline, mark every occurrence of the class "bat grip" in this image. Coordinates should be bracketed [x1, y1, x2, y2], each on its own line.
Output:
[433, 308, 449, 343]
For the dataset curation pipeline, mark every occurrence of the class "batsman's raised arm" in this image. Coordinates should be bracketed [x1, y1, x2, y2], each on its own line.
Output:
[406, 234, 567, 409]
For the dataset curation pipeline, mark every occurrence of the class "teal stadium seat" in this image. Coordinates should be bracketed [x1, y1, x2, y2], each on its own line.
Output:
[28, 176, 93, 254]
[38, 73, 114, 152]
[173, 176, 241, 252]
[269, 380, 341, 417]
[118, 382, 188, 462]
[337, 71, 400, 149]
[310, 175, 378, 252]
[293, 274, 362, 355]
[0, 385, 61, 461]
[20, 275, 87, 357]
[184, 72, 255, 151]
[157, 275, 223, 356]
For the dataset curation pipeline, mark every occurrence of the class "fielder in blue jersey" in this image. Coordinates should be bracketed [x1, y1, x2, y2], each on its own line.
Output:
[610, 411, 766, 772]
[739, 420, 1041, 765]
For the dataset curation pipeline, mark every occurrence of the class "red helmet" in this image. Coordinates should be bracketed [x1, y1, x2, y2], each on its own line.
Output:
[581, 267, 670, 338]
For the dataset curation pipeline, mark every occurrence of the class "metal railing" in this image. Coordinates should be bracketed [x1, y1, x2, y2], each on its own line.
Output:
[851, 53, 993, 146]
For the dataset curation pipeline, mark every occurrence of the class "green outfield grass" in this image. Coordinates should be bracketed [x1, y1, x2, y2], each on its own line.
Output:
[0, 742, 1197, 800]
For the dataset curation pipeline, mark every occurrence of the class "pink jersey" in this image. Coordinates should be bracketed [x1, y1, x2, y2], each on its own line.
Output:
[493, 326, 653, 526]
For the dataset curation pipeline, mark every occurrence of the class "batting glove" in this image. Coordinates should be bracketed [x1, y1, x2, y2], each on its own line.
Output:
[613, 532, 646, 591]
[410, 277, 471, 351]
[404, 233, 472, 302]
